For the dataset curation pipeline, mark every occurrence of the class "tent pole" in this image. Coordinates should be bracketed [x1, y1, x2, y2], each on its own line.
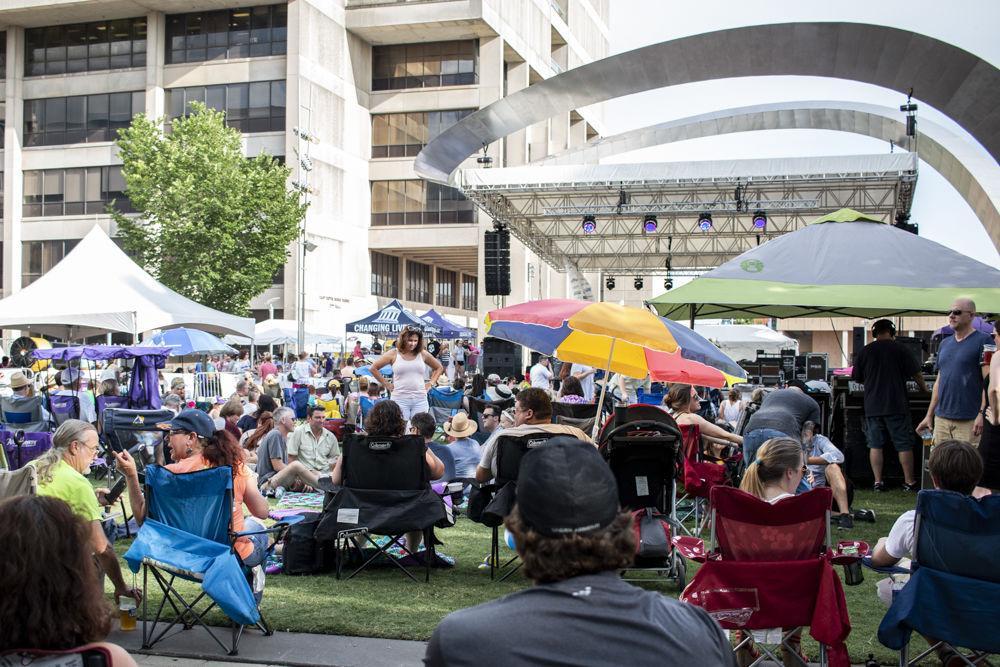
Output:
[689, 304, 695, 329]
[590, 337, 617, 441]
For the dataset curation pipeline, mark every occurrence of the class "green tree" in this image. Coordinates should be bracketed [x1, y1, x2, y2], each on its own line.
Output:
[112, 102, 306, 315]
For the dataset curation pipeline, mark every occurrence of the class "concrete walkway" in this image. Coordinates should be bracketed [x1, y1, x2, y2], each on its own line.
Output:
[109, 626, 427, 667]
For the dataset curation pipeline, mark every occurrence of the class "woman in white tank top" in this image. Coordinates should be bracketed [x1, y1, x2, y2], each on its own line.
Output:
[369, 326, 444, 421]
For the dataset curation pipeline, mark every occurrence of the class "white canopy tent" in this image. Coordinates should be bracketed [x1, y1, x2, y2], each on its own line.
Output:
[691, 324, 798, 362]
[225, 319, 342, 347]
[0, 226, 254, 339]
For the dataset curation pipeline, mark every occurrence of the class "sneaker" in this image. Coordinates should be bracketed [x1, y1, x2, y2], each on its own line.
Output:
[835, 513, 854, 530]
[902, 482, 920, 492]
[873, 481, 886, 492]
[273, 486, 287, 501]
[853, 508, 877, 523]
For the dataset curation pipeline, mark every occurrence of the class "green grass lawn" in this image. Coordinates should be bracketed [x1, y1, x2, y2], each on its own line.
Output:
[106, 488, 923, 664]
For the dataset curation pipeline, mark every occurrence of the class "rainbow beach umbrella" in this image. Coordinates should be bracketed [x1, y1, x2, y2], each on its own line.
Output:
[485, 298, 747, 398]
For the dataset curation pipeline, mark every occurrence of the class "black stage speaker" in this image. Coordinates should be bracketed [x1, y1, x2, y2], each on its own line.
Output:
[481, 337, 520, 378]
[851, 326, 865, 364]
[484, 229, 511, 296]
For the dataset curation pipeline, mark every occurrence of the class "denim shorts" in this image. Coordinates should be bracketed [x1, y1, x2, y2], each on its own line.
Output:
[743, 428, 790, 465]
[865, 414, 914, 452]
[240, 517, 269, 568]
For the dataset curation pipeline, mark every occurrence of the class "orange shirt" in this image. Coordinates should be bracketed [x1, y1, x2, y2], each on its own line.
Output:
[166, 454, 254, 560]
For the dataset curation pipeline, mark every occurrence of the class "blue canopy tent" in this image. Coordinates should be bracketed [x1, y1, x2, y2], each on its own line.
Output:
[347, 300, 441, 337]
[420, 309, 475, 339]
[33, 345, 171, 409]
[148, 327, 236, 357]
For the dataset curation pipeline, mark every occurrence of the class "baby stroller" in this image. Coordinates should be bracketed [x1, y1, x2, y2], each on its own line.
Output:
[598, 404, 686, 588]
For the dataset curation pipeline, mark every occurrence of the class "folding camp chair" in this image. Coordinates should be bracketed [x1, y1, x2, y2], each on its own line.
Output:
[316, 433, 446, 583]
[675, 486, 866, 667]
[4, 646, 111, 666]
[427, 386, 465, 424]
[600, 414, 685, 588]
[484, 432, 560, 581]
[96, 395, 128, 429]
[48, 394, 81, 426]
[0, 464, 37, 498]
[123, 465, 293, 656]
[675, 422, 741, 537]
[102, 408, 174, 477]
[877, 490, 1000, 666]
[0, 395, 48, 433]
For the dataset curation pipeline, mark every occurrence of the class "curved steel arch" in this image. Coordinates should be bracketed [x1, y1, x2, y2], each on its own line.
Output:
[532, 101, 1000, 250]
[415, 21, 1000, 183]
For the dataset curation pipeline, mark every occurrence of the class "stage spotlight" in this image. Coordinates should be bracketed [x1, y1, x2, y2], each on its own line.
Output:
[643, 214, 658, 233]
[633, 276, 644, 290]
[664, 277, 673, 290]
[752, 210, 767, 230]
[605, 276, 616, 290]
[697, 212, 713, 231]
[582, 214, 597, 234]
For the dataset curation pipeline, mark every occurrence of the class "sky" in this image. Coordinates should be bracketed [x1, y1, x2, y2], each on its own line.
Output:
[604, 0, 1000, 267]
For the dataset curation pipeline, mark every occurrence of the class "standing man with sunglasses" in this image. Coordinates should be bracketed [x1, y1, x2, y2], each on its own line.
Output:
[917, 298, 992, 446]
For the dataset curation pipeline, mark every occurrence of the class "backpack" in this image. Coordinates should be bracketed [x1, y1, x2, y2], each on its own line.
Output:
[281, 512, 335, 575]
[631, 507, 671, 559]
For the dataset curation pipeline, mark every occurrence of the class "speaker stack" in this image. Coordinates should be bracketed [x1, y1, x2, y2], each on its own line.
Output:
[481, 337, 520, 379]
[484, 228, 511, 296]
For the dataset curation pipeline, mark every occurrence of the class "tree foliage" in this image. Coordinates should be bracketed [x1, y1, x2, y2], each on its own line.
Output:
[113, 103, 306, 315]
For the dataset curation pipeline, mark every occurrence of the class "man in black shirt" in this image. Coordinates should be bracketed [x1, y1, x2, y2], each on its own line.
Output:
[424, 437, 735, 667]
[743, 381, 821, 469]
[851, 319, 928, 491]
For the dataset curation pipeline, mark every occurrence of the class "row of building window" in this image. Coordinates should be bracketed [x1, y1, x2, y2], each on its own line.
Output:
[371, 109, 474, 158]
[372, 41, 478, 91]
[370, 180, 476, 226]
[23, 166, 132, 218]
[166, 5, 287, 64]
[24, 92, 145, 147]
[370, 252, 477, 310]
[25, 18, 147, 76]
[23, 239, 79, 286]
[168, 81, 286, 132]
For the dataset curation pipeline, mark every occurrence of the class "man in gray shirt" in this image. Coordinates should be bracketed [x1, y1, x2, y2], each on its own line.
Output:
[257, 406, 295, 489]
[743, 381, 821, 466]
[424, 437, 735, 667]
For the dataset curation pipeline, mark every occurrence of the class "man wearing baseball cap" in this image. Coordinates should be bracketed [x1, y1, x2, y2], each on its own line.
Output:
[426, 438, 735, 666]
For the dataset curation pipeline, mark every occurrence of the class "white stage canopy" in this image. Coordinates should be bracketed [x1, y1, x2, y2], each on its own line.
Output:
[692, 324, 798, 362]
[0, 226, 254, 339]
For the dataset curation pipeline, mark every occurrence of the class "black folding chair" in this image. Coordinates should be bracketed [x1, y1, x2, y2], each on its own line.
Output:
[319, 433, 445, 583]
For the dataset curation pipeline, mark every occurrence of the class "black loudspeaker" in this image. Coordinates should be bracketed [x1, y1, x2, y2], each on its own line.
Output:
[894, 335, 926, 367]
[484, 229, 511, 296]
[851, 327, 865, 364]
[481, 337, 520, 378]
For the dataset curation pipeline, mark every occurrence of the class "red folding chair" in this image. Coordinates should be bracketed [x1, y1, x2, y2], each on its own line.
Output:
[675, 423, 730, 536]
[674, 486, 867, 667]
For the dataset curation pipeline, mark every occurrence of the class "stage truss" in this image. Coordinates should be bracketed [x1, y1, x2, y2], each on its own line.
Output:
[459, 153, 918, 275]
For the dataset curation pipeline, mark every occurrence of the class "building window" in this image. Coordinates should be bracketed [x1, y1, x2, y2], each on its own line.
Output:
[370, 180, 476, 226]
[371, 252, 399, 298]
[167, 81, 285, 132]
[461, 274, 477, 311]
[436, 268, 457, 308]
[371, 109, 474, 158]
[406, 261, 431, 304]
[251, 308, 284, 322]
[0, 32, 7, 80]
[22, 240, 79, 286]
[25, 18, 147, 76]
[372, 40, 478, 91]
[166, 5, 287, 64]
[23, 166, 133, 218]
[24, 92, 144, 146]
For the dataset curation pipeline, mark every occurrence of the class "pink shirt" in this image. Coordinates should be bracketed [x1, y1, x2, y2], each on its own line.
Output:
[258, 362, 278, 380]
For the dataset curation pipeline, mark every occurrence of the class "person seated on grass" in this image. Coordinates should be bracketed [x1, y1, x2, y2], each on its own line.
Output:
[410, 411, 455, 484]
[476, 388, 592, 484]
[800, 420, 854, 529]
[737, 436, 811, 666]
[0, 495, 138, 666]
[424, 438, 733, 666]
[285, 405, 340, 487]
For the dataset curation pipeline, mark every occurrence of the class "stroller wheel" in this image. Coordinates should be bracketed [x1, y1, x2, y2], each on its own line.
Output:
[673, 553, 686, 591]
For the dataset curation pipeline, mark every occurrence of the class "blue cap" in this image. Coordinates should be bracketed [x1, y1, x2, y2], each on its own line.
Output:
[168, 408, 216, 439]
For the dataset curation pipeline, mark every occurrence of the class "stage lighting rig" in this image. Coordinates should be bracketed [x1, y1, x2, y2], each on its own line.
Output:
[582, 214, 597, 234]
[752, 210, 767, 230]
[633, 276, 644, 290]
[605, 276, 616, 290]
[697, 212, 713, 231]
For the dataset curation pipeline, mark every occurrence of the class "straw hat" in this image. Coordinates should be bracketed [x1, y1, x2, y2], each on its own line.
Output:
[327, 379, 341, 391]
[8, 371, 29, 390]
[443, 412, 478, 438]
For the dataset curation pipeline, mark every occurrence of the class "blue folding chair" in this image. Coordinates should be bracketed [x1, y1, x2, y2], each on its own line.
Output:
[0, 395, 47, 432]
[878, 490, 1000, 665]
[123, 465, 296, 655]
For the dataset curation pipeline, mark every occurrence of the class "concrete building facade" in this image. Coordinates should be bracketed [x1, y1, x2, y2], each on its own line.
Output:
[0, 0, 608, 341]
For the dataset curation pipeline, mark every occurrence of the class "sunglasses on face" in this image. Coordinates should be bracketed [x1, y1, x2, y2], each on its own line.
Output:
[948, 309, 968, 316]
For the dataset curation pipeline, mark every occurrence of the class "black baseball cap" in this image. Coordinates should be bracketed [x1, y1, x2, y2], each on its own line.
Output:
[516, 437, 619, 537]
[167, 408, 216, 439]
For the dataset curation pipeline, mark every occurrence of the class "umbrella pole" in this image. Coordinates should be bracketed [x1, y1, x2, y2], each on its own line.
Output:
[590, 338, 617, 441]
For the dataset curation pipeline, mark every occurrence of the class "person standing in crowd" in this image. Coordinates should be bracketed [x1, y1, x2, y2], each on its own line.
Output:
[369, 326, 444, 421]
[569, 363, 596, 401]
[256, 406, 295, 491]
[426, 338, 441, 359]
[32, 420, 141, 610]
[439, 342, 452, 380]
[742, 380, 821, 467]
[917, 298, 992, 446]
[453, 341, 466, 381]
[352, 341, 363, 360]
[979, 321, 1000, 492]
[426, 438, 735, 667]
[529, 355, 554, 391]
[852, 318, 927, 491]
[0, 495, 138, 665]
[257, 353, 278, 383]
[291, 351, 316, 383]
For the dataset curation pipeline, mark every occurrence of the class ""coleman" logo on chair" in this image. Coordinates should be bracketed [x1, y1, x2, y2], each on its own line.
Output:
[527, 438, 548, 448]
[369, 440, 392, 451]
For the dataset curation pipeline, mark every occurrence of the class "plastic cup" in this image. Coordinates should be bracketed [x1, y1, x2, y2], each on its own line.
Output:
[984, 344, 996, 366]
[119, 598, 137, 631]
[920, 430, 933, 448]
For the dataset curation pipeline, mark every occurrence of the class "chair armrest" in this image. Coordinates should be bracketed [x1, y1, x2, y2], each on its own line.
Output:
[672, 535, 708, 562]
[232, 515, 304, 539]
[861, 554, 912, 575]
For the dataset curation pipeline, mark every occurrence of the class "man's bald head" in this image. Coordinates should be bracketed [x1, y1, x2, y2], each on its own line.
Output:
[951, 297, 976, 313]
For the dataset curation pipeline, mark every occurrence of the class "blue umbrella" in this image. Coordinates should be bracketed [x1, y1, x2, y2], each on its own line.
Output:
[149, 327, 236, 357]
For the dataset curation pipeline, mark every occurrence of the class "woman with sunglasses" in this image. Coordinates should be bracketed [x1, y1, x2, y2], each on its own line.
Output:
[369, 326, 444, 421]
[33, 419, 142, 608]
[663, 383, 743, 458]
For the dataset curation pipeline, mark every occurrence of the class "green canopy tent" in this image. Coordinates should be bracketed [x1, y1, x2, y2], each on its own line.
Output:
[650, 208, 1000, 322]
